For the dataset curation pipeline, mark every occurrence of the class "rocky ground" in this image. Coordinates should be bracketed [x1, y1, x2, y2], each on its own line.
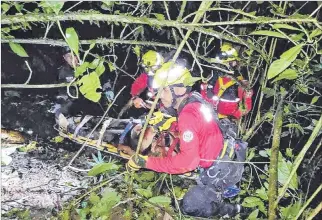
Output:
[1, 91, 103, 219]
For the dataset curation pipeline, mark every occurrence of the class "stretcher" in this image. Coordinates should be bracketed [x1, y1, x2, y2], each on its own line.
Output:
[54, 114, 199, 179]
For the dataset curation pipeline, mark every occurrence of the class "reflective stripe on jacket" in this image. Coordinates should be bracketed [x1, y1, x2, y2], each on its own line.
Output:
[146, 101, 223, 174]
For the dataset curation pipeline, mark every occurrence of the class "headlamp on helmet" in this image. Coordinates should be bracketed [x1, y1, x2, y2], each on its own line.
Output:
[141, 50, 164, 75]
[152, 62, 195, 89]
[215, 42, 239, 64]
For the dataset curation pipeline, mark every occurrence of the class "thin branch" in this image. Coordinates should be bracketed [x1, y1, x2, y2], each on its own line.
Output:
[309, 3, 322, 17]
[66, 86, 126, 168]
[306, 202, 322, 220]
[275, 113, 322, 206]
[5, 12, 316, 58]
[295, 184, 322, 220]
[1, 83, 69, 89]
[23, 61, 32, 84]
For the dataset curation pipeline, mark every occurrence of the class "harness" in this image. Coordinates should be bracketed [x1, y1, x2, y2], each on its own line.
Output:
[202, 75, 244, 118]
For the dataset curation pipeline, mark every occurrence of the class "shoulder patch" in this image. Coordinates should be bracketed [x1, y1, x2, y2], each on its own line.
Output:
[182, 130, 194, 142]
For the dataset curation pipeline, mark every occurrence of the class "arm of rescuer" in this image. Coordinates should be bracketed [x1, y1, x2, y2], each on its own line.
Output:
[230, 85, 253, 119]
[130, 73, 148, 97]
[145, 105, 201, 174]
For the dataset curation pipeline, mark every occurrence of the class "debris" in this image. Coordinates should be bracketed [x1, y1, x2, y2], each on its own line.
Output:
[1, 146, 18, 165]
[51, 136, 65, 143]
[18, 141, 37, 152]
[1, 128, 25, 144]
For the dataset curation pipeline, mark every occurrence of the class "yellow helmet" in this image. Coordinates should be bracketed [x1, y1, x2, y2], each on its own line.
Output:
[142, 50, 164, 74]
[215, 42, 239, 63]
[152, 62, 195, 89]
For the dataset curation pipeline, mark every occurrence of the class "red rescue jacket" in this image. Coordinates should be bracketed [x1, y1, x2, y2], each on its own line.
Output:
[146, 95, 223, 174]
[131, 73, 155, 97]
[200, 76, 253, 119]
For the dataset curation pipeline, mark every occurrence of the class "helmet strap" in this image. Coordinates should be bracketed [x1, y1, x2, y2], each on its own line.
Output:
[169, 85, 191, 108]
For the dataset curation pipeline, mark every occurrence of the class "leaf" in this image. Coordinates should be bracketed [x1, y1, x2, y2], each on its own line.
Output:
[242, 197, 264, 208]
[311, 96, 319, 104]
[90, 188, 120, 218]
[51, 136, 64, 143]
[272, 69, 298, 83]
[95, 61, 105, 76]
[286, 148, 293, 159]
[1, 3, 10, 14]
[280, 201, 302, 219]
[247, 148, 255, 161]
[39, 1, 64, 14]
[309, 29, 322, 38]
[296, 83, 308, 94]
[75, 62, 89, 77]
[89, 192, 100, 204]
[290, 33, 305, 42]
[247, 209, 259, 220]
[88, 162, 119, 176]
[152, 13, 165, 21]
[148, 196, 171, 207]
[9, 42, 29, 57]
[108, 62, 116, 72]
[255, 187, 268, 200]
[259, 150, 269, 158]
[47, 1, 64, 14]
[65, 27, 79, 56]
[285, 123, 304, 135]
[280, 44, 303, 60]
[133, 45, 141, 58]
[267, 44, 303, 80]
[250, 30, 287, 38]
[77, 72, 102, 102]
[272, 24, 301, 31]
[136, 188, 153, 198]
[277, 154, 298, 190]
[88, 58, 100, 69]
[262, 87, 275, 98]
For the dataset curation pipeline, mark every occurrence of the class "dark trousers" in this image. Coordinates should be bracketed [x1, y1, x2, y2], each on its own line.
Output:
[182, 141, 247, 218]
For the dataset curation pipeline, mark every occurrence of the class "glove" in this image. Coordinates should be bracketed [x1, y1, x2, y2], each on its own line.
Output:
[148, 111, 177, 132]
[126, 154, 148, 172]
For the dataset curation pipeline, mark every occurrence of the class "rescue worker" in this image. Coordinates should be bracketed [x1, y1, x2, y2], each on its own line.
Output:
[131, 50, 165, 108]
[200, 42, 253, 119]
[127, 61, 247, 218]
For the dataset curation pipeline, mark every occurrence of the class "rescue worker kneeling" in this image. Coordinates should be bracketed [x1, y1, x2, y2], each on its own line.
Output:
[127, 61, 247, 218]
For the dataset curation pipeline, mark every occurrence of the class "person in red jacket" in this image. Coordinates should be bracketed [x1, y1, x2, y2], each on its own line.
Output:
[131, 50, 165, 108]
[200, 42, 253, 119]
[127, 62, 247, 218]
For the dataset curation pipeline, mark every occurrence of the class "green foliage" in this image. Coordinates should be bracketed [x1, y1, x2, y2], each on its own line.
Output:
[77, 72, 102, 102]
[89, 188, 121, 219]
[272, 24, 302, 31]
[267, 44, 303, 80]
[260, 149, 298, 190]
[65, 27, 79, 57]
[272, 69, 298, 83]
[1, 3, 10, 14]
[9, 42, 28, 57]
[147, 196, 171, 207]
[250, 30, 287, 38]
[247, 209, 259, 220]
[311, 96, 319, 105]
[88, 162, 119, 176]
[133, 45, 141, 58]
[39, 1, 64, 14]
[280, 200, 302, 220]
